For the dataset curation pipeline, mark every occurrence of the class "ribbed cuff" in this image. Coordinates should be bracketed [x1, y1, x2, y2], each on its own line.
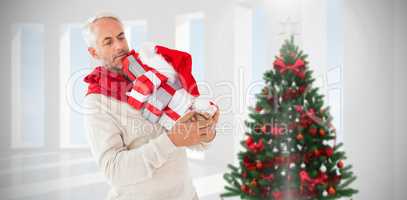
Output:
[154, 131, 178, 157]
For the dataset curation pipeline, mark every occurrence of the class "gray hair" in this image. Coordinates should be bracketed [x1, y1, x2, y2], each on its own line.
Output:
[82, 12, 123, 47]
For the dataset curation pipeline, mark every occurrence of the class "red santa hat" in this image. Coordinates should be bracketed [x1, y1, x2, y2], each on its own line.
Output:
[155, 45, 200, 97]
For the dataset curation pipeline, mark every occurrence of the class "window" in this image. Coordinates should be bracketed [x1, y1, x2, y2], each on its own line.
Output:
[11, 24, 45, 148]
[176, 12, 206, 160]
[175, 12, 205, 83]
[124, 21, 148, 51]
[60, 24, 92, 148]
[249, 6, 269, 106]
[326, 0, 343, 143]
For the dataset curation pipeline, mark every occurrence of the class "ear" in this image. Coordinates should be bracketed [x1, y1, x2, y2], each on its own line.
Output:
[87, 47, 99, 59]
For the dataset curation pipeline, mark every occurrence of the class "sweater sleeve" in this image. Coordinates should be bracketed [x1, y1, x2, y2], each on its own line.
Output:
[84, 96, 178, 187]
[186, 141, 212, 151]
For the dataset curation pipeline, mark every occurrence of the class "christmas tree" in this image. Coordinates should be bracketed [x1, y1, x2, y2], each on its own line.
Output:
[221, 36, 358, 200]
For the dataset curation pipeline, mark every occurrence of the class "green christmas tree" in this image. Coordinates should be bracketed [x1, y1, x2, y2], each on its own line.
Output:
[221, 37, 357, 200]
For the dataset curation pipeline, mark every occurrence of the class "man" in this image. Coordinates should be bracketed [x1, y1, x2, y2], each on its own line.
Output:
[82, 12, 219, 200]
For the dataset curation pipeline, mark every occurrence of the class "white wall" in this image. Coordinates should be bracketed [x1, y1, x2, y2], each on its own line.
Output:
[393, 0, 407, 199]
[0, 2, 12, 152]
[344, 0, 407, 199]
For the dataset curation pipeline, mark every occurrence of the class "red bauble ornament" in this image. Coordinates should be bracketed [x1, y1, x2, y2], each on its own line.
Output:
[256, 160, 263, 169]
[245, 136, 254, 146]
[241, 184, 249, 193]
[319, 129, 326, 137]
[296, 133, 304, 141]
[251, 179, 257, 187]
[295, 105, 303, 112]
[309, 127, 318, 136]
[255, 105, 262, 113]
[242, 171, 248, 178]
[257, 139, 264, 151]
[313, 149, 321, 157]
[328, 186, 336, 195]
[337, 160, 344, 168]
[283, 88, 297, 100]
[254, 125, 261, 133]
[325, 147, 334, 157]
[299, 85, 307, 94]
[332, 175, 342, 185]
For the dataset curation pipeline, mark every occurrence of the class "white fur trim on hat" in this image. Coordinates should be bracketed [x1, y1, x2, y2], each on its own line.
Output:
[138, 42, 177, 81]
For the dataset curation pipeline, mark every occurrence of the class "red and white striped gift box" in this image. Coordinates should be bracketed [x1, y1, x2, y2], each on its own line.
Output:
[122, 44, 215, 130]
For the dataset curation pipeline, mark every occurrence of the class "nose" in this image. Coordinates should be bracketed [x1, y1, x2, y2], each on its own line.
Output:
[114, 38, 127, 52]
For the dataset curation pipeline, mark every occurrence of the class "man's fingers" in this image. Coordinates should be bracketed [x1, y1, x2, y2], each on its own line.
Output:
[196, 117, 214, 129]
[199, 125, 215, 136]
[212, 109, 220, 123]
[199, 126, 216, 142]
[177, 111, 197, 123]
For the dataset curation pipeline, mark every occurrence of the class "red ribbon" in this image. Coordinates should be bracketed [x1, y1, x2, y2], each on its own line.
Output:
[246, 138, 264, 153]
[299, 170, 328, 194]
[274, 58, 305, 79]
[300, 108, 317, 128]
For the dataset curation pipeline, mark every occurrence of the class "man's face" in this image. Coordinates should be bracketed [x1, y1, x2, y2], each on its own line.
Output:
[87, 17, 129, 69]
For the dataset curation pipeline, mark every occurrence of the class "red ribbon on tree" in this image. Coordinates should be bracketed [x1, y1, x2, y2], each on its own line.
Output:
[300, 108, 317, 128]
[245, 137, 264, 153]
[299, 170, 329, 194]
[273, 58, 306, 79]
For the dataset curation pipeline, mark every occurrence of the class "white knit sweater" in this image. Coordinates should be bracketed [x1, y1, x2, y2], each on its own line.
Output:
[84, 93, 210, 200]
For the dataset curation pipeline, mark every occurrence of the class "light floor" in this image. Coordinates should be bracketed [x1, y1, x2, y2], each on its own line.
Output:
[0, 150, 238, 200]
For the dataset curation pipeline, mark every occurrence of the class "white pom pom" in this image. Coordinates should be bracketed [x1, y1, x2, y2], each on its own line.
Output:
[192, 98, 217, 118]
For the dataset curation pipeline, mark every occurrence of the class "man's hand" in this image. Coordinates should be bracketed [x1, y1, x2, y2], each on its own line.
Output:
[167, 109, 220, 147]
[198, 108, 219, 143]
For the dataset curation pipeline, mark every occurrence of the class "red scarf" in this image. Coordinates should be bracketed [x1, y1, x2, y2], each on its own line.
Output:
[83, 66, 133, 102]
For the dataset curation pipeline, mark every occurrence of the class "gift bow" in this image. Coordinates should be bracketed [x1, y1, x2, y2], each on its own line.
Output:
[273, 58, 305, 79]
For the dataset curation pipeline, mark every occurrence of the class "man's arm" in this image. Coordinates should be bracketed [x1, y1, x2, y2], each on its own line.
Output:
[84, 97, 177, 187]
